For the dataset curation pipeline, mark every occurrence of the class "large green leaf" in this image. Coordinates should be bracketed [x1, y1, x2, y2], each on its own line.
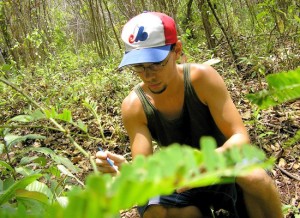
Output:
[16, 189, 49, 204]
[26, 181, 53, 200]
[247, 68, 300, 108]
[60, 137, 273, 218]
[0, 174, 42, 205]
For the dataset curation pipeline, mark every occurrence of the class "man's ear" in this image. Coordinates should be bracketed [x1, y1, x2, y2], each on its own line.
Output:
[174, 40, 183, 60]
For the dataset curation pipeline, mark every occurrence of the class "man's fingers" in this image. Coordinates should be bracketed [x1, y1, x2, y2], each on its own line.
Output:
[95, 150, 126, 174]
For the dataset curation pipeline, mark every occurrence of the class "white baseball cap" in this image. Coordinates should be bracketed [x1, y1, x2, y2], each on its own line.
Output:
[119, 12, 178, 68]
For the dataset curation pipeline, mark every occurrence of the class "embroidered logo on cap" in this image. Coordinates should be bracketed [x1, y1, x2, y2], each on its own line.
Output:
[128, 26, 148, 44]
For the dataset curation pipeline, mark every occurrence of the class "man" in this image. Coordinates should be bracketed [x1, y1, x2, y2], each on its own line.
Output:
[96, 12, 283, 218]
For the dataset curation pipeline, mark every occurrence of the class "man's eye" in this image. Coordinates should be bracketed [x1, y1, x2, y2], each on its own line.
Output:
[153, 62, 162, 66]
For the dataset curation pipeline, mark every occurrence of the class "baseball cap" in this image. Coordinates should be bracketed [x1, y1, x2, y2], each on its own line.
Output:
[119, 12, 178, 68]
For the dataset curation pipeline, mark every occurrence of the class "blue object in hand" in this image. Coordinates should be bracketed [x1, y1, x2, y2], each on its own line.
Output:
[98, 147, 119, 173]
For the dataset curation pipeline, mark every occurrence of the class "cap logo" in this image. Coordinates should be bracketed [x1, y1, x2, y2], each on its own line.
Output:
[128, 26, 148, 44]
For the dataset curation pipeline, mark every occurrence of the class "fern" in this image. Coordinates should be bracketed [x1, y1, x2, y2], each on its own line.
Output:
[247, 68, 300, 109]
[0, 136, 274, 217]
[53, 137, 274, 218]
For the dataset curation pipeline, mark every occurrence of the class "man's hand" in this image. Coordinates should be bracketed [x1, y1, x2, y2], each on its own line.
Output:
[95, 150, 126, 174]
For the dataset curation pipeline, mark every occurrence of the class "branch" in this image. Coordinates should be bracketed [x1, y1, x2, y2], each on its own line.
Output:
[275, 164, 300, 181]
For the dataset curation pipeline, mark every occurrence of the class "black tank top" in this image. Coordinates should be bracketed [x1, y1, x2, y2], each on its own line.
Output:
[134, 64, 226, 148]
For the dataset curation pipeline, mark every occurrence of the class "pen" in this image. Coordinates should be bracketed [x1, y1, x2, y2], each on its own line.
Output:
[98, 147, 119, 173]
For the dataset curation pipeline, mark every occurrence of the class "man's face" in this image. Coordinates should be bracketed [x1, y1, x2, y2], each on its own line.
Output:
[129, 51, 174, 94]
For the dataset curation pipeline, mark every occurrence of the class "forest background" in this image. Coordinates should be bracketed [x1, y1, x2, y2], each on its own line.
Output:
[0, 0, 299, 217]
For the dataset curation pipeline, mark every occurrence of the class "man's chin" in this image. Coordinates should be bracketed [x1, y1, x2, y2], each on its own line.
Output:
[149, 85, 167, 94]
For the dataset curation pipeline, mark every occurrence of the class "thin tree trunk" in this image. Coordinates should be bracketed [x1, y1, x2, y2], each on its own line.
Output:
[103, 0, 122, 51]
[206, 0, 241, 71]
[197, 0, 216, 50]
[87, 0, 103, 57]
[182, 0, 194, 37]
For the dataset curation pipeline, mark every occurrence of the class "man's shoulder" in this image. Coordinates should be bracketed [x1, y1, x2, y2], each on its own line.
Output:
[121, 88, 144, 117]
[188, 63, 217, 82]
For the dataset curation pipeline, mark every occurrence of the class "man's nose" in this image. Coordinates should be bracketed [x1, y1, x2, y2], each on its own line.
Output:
[143, 70, 155, 79]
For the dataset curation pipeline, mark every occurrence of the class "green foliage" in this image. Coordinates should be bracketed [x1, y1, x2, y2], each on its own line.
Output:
[0, 137, 274, 218]
[0, 174, 42, 205]
[4, 134, 46, 151]
[247, 68, 300, 109]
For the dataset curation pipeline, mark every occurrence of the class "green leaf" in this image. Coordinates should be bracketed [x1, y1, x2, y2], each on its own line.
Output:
[57, 109, 73, 123]
[29, 147, 80, 173]
[26, 181, 53, 200]
[29, 147, 56, 156]
[0, 143, 5, 154]
[52, 156, 79, 174]
[0, 160, 14, 172]
[31, 109, 46, 120]
[44, 108, 73, 123]
[200, 137, 218, 172]
[44, 108, 58, 119]
[10, 115, 34, 123]
[20, 156, 47, 166]
[247, 68, 300, 108]
[1, 64, 12, 72]
[16, 189, 49, 204]
[57, 165, 84, 186]
[56, 196, 68, 208]
[15, 166, 40, 176]
[4, 134, 46, 149]
[58, 138, 274, 216]
[9, 109, 44, 123]
[0, 174, 42, 205]
[76, 119, 88, 133]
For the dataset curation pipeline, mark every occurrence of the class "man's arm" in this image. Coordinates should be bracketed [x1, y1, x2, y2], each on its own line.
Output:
[190, 64, 250, 152]
[121, 91, 153, 158]
[95, 90, 152, 173]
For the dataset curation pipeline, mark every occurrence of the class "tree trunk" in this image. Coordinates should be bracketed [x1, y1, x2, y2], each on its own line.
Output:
[182, 0, 194, 37]
[197, 0, 216, 50]
[206, 0, 241, 71]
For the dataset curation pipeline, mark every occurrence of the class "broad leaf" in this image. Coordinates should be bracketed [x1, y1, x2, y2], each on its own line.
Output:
[0, 174, 42, 205]
[4, 134, 46, 150]
[16, 189, 49, 204]
[26, 181, 53, 200]
[247, 68, 300, 108]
